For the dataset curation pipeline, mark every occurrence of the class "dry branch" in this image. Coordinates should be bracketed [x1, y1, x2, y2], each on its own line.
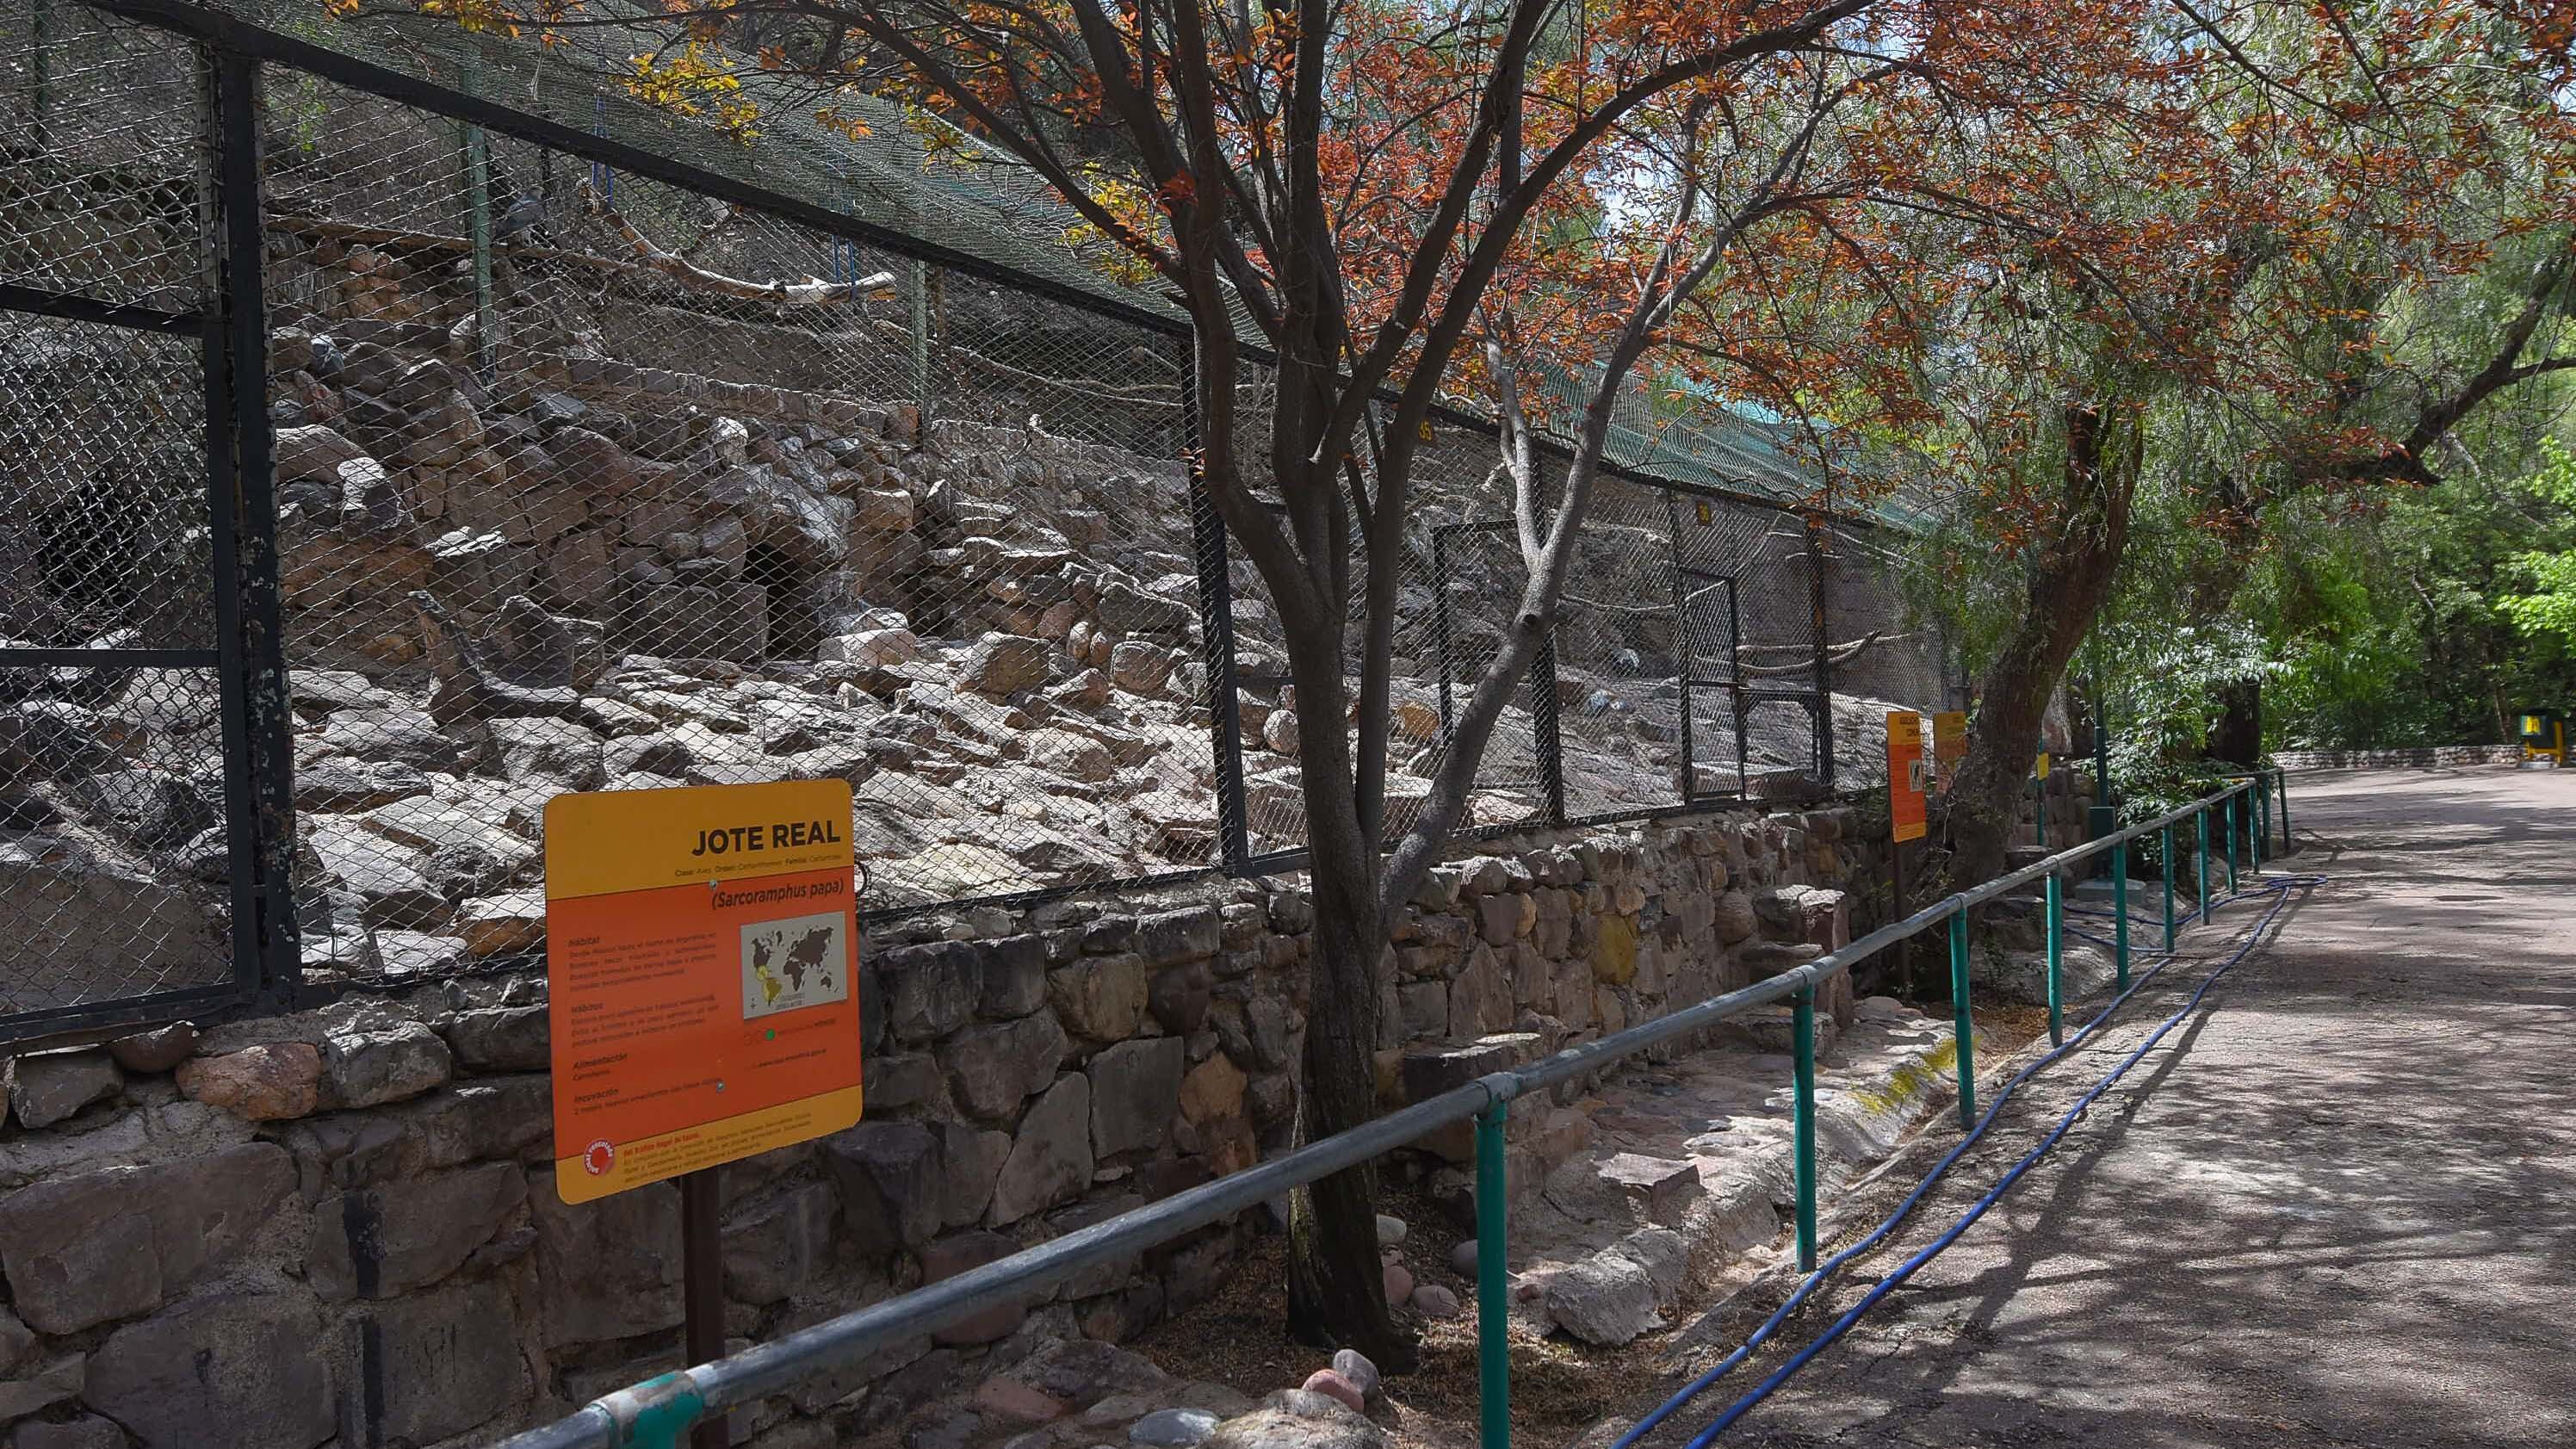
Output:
[578, 177, 894, 304]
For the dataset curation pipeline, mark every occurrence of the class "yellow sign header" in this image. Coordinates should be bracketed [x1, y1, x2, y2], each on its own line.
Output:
[543, 778, 857, 901]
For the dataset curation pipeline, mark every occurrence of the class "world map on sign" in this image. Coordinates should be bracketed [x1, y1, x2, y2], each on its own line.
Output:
[739, 910, 851, 1020]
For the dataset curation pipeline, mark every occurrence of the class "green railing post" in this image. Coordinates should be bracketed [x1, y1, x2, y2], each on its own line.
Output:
[1476, 1099, 1509, 1449]
[1948, 908, 1975, 1128]
[2111, 838, 2131, 989]
[2043, 870, 2064, 1046]
[1792, 983, 1818, 1273]
[2195, 808, 2211, 921]
[2277, 770, 2292, 854]
[2161, 824, 2177, 950]
[2034, 776, 2048, 849]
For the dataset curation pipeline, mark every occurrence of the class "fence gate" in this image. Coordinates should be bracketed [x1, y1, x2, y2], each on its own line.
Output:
[2, 9, 294, 1045]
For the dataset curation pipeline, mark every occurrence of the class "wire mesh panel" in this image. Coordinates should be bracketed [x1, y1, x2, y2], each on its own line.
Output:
[1, 314, 241, 1029]
[0, 1, 206, 311]
[1825, 519, 1956, 717]
[1670, 489, 1826, 796]
[1429, 521, 1545, 831]
[1553, 474, 1690, 818]
[260, 74, 1223, 982]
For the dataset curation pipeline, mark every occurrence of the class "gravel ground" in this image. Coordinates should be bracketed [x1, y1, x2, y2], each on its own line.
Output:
[1614, 766, 2576, 1449]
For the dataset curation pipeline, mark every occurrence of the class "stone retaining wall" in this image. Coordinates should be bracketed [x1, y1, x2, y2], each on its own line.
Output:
[2272, 745, 2523, 770]
[0, 799, 1876, 1449]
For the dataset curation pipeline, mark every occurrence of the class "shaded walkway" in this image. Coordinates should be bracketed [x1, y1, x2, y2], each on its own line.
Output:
[1625, 767, 2576, 1449]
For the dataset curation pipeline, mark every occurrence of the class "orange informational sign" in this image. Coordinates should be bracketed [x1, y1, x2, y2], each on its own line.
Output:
[1931, 711, 1967, 794]
[1887, 711, 1927, 843]
[544, 780, 864, 1204]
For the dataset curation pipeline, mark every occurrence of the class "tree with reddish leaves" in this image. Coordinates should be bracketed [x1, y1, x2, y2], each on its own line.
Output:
[351, 0, 2576, 1365]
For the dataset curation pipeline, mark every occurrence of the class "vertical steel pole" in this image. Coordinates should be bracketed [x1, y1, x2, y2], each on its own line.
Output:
[2277, 770, 2292, 854]
[679, 1167, 727, 1449]
[2196, 808, 2211, 920]
[2044, 870, 2064, 1047]
[1948, 908, 1975, 1128]
[1477, 1100, 1510, 1449]
[1793, 982, 1819, 1273]
[209, 51, 301, 1010]
[2111, 839, 2131, 989]
[2034, 776, 2047, 849]
[2161, 824, 2177, 950]
[2259, 776, 2273, 863]
[1178, 333, 1248, 873]
[461, 120, 497, 383]
[1807, 515, 1836, 790]
[909, 258, 932, 409]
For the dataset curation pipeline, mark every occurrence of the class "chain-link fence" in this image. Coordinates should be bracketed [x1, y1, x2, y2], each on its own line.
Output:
[2, 0, 1960, 1043]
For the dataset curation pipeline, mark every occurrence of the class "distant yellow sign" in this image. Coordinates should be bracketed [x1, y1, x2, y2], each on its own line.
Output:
[544, 780, 864, 1204]
[1932, 711, 1966, 794]
[2034, 752, 2052, 782]
[1887, 712, 1926, 843]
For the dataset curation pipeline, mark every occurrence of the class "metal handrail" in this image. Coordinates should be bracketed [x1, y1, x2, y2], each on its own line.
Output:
[497, 773, 2283, 1449]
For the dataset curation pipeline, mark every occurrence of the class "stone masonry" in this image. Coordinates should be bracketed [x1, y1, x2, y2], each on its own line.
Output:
[0, 800, 1877, 1449]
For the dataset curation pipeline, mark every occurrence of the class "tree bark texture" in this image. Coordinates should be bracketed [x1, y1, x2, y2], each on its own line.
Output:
[2209, 678, 2262, 768]
[1946, 403, 2139, 893]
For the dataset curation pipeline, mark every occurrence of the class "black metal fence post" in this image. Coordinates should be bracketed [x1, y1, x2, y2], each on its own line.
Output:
[207, 49, 302, 1009]
[1180, 333, 1250, 872]
[1806, 512, 1836, 790]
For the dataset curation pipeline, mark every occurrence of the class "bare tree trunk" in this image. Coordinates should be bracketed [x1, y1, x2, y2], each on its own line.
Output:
[1276, 567, 1418, 1369]
[1946, 403, 2139, 891]
[2209, 679, 2261, 767]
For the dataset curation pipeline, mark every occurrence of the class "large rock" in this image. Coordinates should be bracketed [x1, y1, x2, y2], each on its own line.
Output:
[346, 1280, 529, 1446]
[976, 933, 1050, 1018]
[319, 1000, 454, 1108]
[12, 1415, 124, 1449]
[319, 707, 463, 771]
[304, 817, 443, 929]
[490, 715, 607, 789]
[1087, 1037, 1185, 1159]
[934, 1121, 1011, 1229]
[0, 855, 226, 1012]
[881, 940, 980, 1043]
[989, 1074, 1093, 1225]
[1048, 956, 1151, 1040]
[960, 633, 1053, 696]
[440, 1002, 549, 1071]
[0, 1142, 295, 1334]
[939, 1011, 1068, 1120]
[307, 1161, 527, 1300]
[918, 1229, 1025, 1345]
[87, 766, 216, 849]
[0, 1351, 82, 1421]
[723, 1182, 838, 1306]
[529, 1172, 684, 1346]
[3, 1048, 122, 1129]
[175, 1042, 321, 1121]
[823, 1121, 944, 1248]
[616, 581, 770, 664]
[80, 1292, 334, 1449]
[1095, 579, 1195, 639]
[1204, 1404, 1387, 1449]
[1541, 1252, 1663, 1347]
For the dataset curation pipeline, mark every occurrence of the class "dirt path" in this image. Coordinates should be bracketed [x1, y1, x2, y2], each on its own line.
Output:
[1613, 766, 2576, 1449]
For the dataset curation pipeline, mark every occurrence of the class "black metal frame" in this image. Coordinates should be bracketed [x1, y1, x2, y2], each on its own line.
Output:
[3, 1, 1876, 1043]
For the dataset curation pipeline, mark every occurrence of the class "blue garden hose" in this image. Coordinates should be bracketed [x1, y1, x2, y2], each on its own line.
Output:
[1613, 872, 2323, 1449]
